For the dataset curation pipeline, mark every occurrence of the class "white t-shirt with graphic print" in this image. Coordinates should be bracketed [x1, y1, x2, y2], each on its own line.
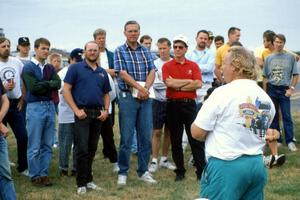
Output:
[0, 56, 23, 99]
[193, 79, 275, 161]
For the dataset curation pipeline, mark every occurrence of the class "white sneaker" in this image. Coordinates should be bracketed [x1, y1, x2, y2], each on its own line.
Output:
[113, 162, 119, 173]
[117, 175, 127, 185]
[87, 182, 101, 190]
[148, 162, 158, 173]
[288, 142, 297, 152]
[20, 169, 29, 176]
[159, 159, 176, 170]
[188, 155, 194, 166]
[9, 161, 16, 167]
[77, 186, 87, 194]
[263, 155, 273, 168]
[138, 171, 157, 184]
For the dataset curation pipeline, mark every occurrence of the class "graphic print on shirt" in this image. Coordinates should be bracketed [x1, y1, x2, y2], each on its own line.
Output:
[0, 66, 16, 84]
[239, 96, 272, 139]
[270, 58, 288, 84]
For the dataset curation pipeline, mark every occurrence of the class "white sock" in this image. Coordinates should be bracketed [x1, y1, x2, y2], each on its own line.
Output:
[274, 155, 278, 160]
[160, 156, 167, 162]
[152, 158, 158, 163]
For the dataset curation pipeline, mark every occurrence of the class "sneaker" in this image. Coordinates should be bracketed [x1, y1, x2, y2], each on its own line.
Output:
[138, 171, 157, 184]
[263, 155, 275, 168]
[288, 142, 298, 152]
[117, 175, 127, 185]
[40, 176, 53, 186]
[77, 186, 86, 195]
[113, 163, 119, 173]
[159, 159, 176, 170]
[53, 143, 58, 148]
[148, 162, 158, 173]
[87, 182, 101, 190]
[20, 169, 29, 177]
[9, 161, 16, 167]
[175, 174, 185, 182]
[59, 169, 68, 176]
[272, 154, 286, 167]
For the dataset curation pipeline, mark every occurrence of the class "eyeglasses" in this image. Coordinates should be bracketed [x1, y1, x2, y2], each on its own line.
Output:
[173, 45, 185, 50]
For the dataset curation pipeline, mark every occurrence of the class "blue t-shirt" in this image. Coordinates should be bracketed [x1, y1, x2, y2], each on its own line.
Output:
[64, 60, 111, 107]
[263, 52, 299, 86]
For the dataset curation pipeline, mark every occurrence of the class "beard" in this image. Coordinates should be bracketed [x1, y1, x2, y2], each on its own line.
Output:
[0, 50, 9, 59]
[197, 42, 206, 49]
[85, 55, 99, 64]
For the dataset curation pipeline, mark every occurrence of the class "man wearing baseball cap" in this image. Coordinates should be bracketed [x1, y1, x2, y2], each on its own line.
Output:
[162, 35, 204, 181]
[16, 37, 31, 64]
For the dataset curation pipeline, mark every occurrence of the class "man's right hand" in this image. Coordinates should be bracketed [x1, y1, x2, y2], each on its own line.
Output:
[137, 87, 149, 100]
[75, 109, 87, 120]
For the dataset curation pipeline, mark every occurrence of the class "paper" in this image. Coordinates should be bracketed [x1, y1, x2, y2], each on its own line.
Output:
[132, 81, 155, 99]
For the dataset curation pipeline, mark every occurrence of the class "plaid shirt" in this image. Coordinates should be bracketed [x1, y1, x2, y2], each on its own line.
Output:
[114, 42, 155, 91]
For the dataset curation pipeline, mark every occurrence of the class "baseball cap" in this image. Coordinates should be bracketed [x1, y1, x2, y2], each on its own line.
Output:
[18, 37, 30, 46]
[173, 35, 188, 47]
[208, 31, 214, 38]
[70, 48, 83, 62]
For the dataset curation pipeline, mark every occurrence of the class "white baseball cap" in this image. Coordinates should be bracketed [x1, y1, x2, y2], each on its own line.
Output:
[173, 35, 188, 47]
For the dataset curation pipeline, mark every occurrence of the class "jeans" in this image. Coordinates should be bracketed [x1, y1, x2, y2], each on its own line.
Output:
[167, 100, 206, 179]
[75, 108, 102, 187]
[131, 129, 138, 153]
[3, 98, 28, 172]
[0, 135, 17, 200]
[267, 84, 294, 144]
[118, 91, 152, 176]
[26, 101, 55, 179]
[58, 123, 76, 171]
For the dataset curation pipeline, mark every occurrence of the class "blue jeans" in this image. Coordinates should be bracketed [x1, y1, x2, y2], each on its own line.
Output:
[118, 91, 152, 176]
[267, 84, 294, 144]
[0, 135, 17, 200]
[3, 98, 28, 172]
[26, 101, 55, 179]
[131, 129, 137, 153]
[58, 123, 76, 171]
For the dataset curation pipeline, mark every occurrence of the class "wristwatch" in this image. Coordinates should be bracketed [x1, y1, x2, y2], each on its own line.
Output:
[290, 86, 295, 90]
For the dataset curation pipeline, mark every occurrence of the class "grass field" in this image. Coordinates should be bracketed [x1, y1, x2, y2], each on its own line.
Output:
[7, 112, 300, 200]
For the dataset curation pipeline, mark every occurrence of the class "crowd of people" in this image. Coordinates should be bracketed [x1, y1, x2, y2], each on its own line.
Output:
[0, 20, 299, 199]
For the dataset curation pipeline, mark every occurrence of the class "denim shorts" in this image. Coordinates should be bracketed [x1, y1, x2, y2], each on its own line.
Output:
[152, 99, 168, 129]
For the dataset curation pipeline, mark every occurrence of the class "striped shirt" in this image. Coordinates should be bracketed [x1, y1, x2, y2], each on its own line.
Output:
[114, 42, 155, 91]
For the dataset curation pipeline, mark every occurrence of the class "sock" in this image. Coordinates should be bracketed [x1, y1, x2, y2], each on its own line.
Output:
[152, 158, 158, 163]
[274, 155, 278, 160]
[160, 156, 167, 162]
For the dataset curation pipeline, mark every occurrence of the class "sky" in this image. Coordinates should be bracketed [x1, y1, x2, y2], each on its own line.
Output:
[0, 0, 299, 52]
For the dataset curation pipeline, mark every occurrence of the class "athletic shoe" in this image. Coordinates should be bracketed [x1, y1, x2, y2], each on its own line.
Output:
[159, 159, 176, 170]
[263, 155, 275, 168]
[288, 142, 297, 152]
[20, 169, 29, 177]
[113, 162, 119, 173]
[272, 154, 286, 167]
[117, 175, 127, 185]
[138, 171, 157, 184]
[175, 174, 185, 182]
[188, 155, 194, 166]
[148, 162, 158, 173]
[77, 186, 86, 195]
[87, 182, 101, 190]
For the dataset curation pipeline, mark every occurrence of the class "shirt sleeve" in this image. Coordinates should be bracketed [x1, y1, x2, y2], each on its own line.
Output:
[192, 63, 202, 81]
[102, 71, 112, 94]
[63, 64, 77, 85]
[193, 89, 220, 131]
[215, 48, 222, 66]
[162, 63, 169, 82]
[114, 47, 124, 73]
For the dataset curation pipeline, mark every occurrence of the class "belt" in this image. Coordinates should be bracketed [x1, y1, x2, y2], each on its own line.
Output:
[78, 105, 102, 110]
[167, 98, 195, 103]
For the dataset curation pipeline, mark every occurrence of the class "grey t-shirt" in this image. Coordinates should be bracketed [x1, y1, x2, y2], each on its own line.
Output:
[263, 52, 298, 86]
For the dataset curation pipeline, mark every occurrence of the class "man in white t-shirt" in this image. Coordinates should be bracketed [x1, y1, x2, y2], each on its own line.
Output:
[15, 37, 31, 65]
[93, 28, 119, 172]
[191, 46, 278, 200]
[148, 38, 176, 173]
[0, 37, 28, 176]
[58, 48, 83, 176]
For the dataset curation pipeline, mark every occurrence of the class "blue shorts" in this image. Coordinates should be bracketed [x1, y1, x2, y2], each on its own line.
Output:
[200, 155, 267, 200]
[152, 99, 168, 129]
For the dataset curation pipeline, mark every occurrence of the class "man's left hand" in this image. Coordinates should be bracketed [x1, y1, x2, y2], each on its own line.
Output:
[98, 110, 109, 121]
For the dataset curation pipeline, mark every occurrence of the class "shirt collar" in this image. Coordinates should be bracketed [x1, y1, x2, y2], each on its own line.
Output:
[83, 59, 100, 71]
[124, 42, 142, 50]
[31, 57, 47, 67]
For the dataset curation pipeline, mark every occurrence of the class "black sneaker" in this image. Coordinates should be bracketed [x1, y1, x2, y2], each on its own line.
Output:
[175, 174, 185, 182]
[60, 169, 68, 176]
[272, 154, 286, 167]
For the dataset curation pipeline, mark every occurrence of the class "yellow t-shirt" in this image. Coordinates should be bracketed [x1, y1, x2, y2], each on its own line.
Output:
[262, 49, 273, 61]
[215, 43, 231, 66]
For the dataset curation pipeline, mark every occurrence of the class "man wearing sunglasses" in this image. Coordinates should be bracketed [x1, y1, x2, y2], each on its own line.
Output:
[162, 35, 203, 181]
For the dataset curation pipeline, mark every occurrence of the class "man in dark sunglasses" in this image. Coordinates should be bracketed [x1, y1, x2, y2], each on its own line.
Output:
[162, 35, 204, 181]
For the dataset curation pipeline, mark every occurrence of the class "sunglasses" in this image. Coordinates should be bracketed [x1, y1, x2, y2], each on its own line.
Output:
[173, 45, 185, 50]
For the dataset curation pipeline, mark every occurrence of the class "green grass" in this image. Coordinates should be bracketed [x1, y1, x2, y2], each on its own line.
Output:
[7, 112, 300, 200]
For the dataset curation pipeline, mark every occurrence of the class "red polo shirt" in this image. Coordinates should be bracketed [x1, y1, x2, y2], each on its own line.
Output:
[162, 58, 201, 99]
